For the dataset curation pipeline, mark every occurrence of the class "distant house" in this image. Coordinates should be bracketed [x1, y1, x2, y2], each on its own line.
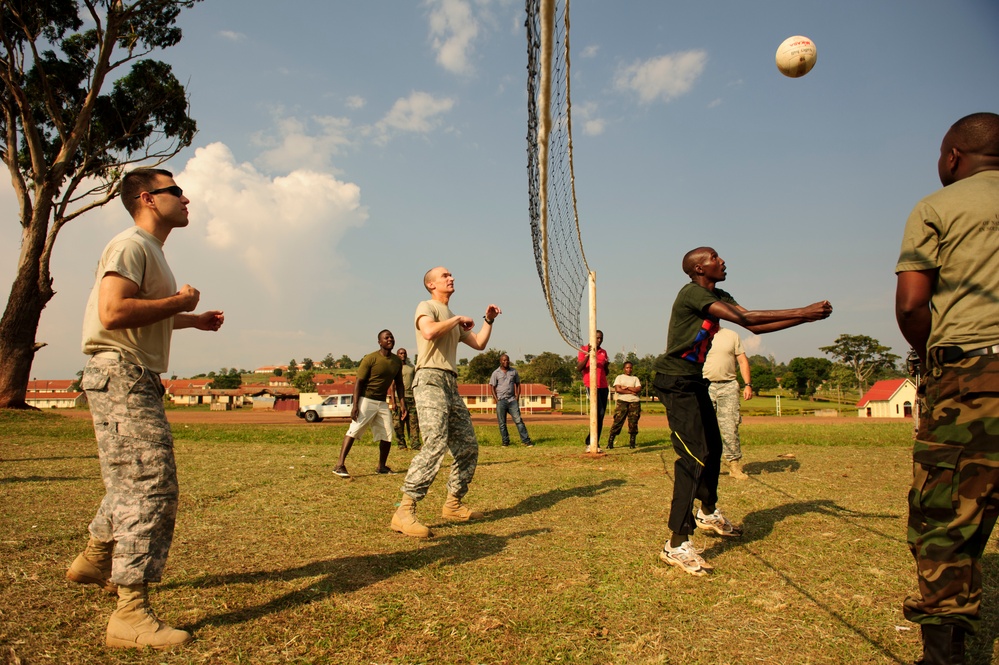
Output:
[25, 380, 84, 409]
[856, 378, 917, 418]
[254, 365, 296, 374]
[26, 390, 85, 409]
[457, 383, 556, 413]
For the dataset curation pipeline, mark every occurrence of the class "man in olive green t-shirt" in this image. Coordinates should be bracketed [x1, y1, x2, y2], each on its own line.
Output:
[653, 247, 831, 577]
[390, 266, 501, 538]
[333, 329, 406, 479]
[895, 112, 999, 663]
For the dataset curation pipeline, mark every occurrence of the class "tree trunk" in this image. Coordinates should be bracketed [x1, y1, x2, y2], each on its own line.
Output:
[0, 211, 54, 410]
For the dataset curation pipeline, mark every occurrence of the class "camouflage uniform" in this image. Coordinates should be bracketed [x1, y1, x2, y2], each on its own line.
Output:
[904, 352, 999, 633]
[393, 394, 421, 448]
[608, 400, 641, 438]
[82, 354, 177, 585]
[708, 380, 743, 462]
[401, 369, 478, 500]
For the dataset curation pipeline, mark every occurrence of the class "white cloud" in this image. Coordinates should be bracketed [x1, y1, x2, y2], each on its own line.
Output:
[614, 50, 707, 105]
[218, 30, 246, 42]
[177, 142, 367, 296]
[371, 91, 455, 143]
[346, 95, 366, 110]
[252, 114, 353, 173]
[426, 0, 480, 75]
[574, 101, 605, 137]
[581, 44, 600, 58]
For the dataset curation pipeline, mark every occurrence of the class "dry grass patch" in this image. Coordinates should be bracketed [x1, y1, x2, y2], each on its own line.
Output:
[4, 412, 999, 663]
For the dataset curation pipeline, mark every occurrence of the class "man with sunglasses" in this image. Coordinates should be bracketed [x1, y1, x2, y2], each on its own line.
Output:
[69, 168, 224, 649]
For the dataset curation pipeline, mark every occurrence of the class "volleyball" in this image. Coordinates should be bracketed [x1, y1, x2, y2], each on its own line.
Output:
[775, 35, 817, 78]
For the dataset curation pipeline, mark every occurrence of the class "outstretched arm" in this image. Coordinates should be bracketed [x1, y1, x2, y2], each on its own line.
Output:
[462, 304, 502, 350]
[706, 300, 832, 335]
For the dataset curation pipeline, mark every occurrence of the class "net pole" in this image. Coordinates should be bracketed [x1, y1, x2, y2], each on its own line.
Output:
[587, 271, 598, 453]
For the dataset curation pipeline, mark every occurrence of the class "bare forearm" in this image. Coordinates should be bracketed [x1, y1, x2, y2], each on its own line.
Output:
[464, 321, 492, 350]
[102, 295, 190, 330]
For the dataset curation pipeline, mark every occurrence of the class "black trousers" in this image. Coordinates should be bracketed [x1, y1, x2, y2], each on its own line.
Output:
[653, 372, 723, 536]
[584, 387, 609, 444]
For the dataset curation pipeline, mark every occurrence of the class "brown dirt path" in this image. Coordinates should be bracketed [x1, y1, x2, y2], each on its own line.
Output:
[55, 408, 898, 427]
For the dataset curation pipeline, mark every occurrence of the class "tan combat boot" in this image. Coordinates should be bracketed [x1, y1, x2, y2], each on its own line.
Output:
[105, 583, 192, 649]
[441, 494, 484, 521]
[390, 495, 432, 538]
[728, 460, 749, 480]
[66, 537, 117, 595]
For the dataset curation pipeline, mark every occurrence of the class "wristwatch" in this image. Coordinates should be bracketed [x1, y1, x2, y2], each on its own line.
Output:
[483, 316, 494, 324]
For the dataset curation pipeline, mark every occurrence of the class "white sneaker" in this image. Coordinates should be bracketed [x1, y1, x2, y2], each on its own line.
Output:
[696, 508, 743, 537]
[659, 541, 711, 576]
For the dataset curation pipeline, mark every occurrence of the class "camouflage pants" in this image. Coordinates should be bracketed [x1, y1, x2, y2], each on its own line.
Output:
[401, 369, 478, 501]
[393, 393, 421, 448]
[708, 380, 743, 462]
[904, 353, 999, 634]
[82, 355, 178, 585]
[608, 400, 641, 438]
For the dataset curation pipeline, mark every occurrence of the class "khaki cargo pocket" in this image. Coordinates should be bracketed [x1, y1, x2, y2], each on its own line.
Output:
[81, 366, 110, 392]
[911, 443, 962, 519]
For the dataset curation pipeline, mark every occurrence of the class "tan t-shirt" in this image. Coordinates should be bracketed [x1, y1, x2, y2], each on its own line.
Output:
[702, 328, 744, 382]
[612, 374, 641, 403]
[414, 299, 471, 373]
[81, 226, 176, 373]
[896, 170, 999, 350]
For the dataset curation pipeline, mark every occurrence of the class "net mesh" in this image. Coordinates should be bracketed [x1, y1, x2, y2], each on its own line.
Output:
[526, 0, 589, 349]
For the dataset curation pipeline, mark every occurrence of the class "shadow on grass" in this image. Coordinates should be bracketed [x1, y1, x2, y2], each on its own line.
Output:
[0, 475, 88, 484]
[477, 478, 626, 524]
[701, 500, 915, 664]
[1, 455, 97, 462]
[743, 458, 801, 475]
[174, 528, 550, 630]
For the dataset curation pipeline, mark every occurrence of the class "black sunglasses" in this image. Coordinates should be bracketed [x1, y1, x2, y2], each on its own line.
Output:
[134, 185, 184, 199]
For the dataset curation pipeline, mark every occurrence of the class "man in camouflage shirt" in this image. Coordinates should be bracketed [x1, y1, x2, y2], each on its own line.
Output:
[392, 347, 421, 449]
[68, 168, 224, 649]
[896, 112, 999, 665]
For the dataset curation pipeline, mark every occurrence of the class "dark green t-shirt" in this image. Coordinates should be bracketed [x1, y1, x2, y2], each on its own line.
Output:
[653, 282, 738, 377]
[356, 351, 403, 401]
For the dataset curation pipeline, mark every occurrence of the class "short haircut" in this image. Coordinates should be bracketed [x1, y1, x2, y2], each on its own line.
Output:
[623, 361, 633, 367]
[423, 267, 439, 293]
[378, 329, 392, 340]
[681, 247, 712, 277]
[950, 112, 999, 155]
[121, 168, 173, 217]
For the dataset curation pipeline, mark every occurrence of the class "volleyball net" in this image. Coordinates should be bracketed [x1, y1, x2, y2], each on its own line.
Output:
[526, 0, 590, 350]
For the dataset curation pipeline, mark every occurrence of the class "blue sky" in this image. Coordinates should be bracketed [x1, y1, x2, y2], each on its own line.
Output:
[3, 0, 998, 379]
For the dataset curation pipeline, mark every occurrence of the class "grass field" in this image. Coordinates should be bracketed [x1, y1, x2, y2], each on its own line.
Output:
[3, 411, 999, 665]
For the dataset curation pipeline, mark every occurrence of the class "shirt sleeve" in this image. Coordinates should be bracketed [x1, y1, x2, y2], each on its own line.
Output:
[896, 201, 940, 273]
[103, 238, 146, 287]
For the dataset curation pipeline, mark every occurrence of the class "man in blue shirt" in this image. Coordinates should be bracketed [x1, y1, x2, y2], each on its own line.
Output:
[489, 354, 533, 447]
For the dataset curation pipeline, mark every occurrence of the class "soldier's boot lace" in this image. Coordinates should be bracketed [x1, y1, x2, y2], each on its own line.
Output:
[106, 583, 192, 649]
[441, 494, 484, 521]
[67, 537, 117, 595]
[390, 495, 432, 538]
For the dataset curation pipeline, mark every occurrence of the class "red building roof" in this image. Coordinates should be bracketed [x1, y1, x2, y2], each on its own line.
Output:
[856, 379, 910, 407]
